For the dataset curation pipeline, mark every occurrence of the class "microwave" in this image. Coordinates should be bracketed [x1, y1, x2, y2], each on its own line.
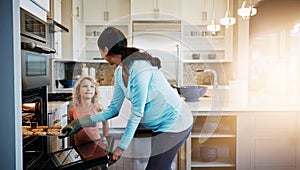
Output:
[20, 8, 55, 90]
[20, 8, 48, 43]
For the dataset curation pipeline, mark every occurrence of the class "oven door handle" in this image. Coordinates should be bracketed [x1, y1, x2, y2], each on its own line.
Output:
[21, 42, 56, 54]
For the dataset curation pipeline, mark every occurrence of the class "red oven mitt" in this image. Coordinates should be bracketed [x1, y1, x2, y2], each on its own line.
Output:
[59, 115, 96, 139]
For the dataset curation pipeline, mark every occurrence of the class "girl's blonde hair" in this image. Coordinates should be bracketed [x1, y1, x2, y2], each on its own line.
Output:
[72, 76, 100, 107]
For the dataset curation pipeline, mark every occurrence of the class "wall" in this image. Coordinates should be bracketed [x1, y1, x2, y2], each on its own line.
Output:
[249, 0, 300, 102]
[251, 0, 300, 34]
[0, 0, 22, 169]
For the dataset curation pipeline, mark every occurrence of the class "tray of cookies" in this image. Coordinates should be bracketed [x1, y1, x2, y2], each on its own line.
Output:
[22, 125, 64, 136]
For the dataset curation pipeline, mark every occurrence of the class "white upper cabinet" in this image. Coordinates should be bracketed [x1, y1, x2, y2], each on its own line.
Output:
[20, 0, 50, 21]
[83, 0, 130, 24]
[32, 0, 50, 11]
[131, 0, 180, 20]
[181, 0, 226, 25]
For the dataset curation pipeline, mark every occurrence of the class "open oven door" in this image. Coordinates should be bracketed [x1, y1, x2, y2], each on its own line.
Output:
[36, 136, 114, 170]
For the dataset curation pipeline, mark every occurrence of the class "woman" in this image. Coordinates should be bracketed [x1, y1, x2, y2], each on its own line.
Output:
[62, 27, 193, 170]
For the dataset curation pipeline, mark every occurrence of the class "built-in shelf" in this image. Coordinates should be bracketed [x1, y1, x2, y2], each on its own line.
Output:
[191, 133, 236, 138]
[191, 158, 236, 167]
[182, 59, 232, 63]
[187, 115, 236, 170]
[183, 36, 225, 39]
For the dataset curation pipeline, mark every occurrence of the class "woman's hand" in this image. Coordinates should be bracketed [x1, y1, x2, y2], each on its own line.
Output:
[109, 147, 124, 165]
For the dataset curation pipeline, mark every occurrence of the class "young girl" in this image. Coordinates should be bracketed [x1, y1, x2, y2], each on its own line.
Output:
[69, 76, 109, 167]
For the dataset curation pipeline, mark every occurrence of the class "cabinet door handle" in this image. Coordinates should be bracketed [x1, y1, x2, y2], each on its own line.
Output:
[76, 6, 79, 18]
[62, 114, 68, 118]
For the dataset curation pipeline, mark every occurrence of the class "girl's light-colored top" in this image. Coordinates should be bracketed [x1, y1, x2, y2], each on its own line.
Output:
[72, 106, 107, 159]
[91, 60, 193, 149]
[72, 106, 101, 145]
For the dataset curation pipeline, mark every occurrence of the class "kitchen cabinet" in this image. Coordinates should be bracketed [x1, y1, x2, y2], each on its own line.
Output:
[32, 0, 50, 11]
[98, 86, 130, 128]
[237, 111, 300, 170]
[181, 0, 227, 25]
[84, 24, 129, 60]
[20, 0, 50, 21]
[49, 0, 62, 58]
[186, 112, 236, 170]
[61, 0, 84, 60]
[47, 101, 69, 153]
[181, 22, 233, 63]
[83, 0, 130, 24]
[131, 0, 180, 20]
[181, 0, 233, 64]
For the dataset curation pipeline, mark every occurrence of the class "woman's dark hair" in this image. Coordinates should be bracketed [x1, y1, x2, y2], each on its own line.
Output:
[97, 27, 161, 84]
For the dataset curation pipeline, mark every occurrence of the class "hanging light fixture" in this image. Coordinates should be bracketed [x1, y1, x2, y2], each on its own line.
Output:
[220, 0, 236, 28]
[207, 0, 221, 35]
[238, 0, 257, 20]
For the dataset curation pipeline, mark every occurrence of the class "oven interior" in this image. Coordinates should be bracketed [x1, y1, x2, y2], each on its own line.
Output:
[22, 86, 48, 169]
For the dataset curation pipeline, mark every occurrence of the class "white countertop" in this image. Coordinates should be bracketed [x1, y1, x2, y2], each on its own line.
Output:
[48, 101, 70, 113]
[186, 91, 300, 112]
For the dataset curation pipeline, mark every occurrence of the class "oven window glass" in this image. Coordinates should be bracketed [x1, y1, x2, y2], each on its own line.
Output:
[26, 53, 47, 76]
[25, 14, 46, 39]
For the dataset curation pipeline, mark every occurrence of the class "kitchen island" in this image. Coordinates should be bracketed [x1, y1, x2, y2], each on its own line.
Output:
[184, 91, 300, 170]
[47, 88, 300, 170]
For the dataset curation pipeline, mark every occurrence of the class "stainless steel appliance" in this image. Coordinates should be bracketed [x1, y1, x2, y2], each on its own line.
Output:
[20, 8, 55, 90]
[22, 86, 48, 169]
[20, 8, 54, 169]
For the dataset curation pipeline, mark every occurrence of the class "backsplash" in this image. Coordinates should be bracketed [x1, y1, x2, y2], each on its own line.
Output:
[183, 63, 230, 86]
[53, 61, 116, 86]
[53, 61, 232, 88]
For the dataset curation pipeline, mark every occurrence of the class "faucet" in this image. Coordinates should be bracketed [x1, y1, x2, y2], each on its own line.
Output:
[196, 69, 218, 88]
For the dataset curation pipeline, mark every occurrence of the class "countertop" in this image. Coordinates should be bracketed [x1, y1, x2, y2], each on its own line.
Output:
[186, 91, 300, 112]
[48, 101, 70, 113]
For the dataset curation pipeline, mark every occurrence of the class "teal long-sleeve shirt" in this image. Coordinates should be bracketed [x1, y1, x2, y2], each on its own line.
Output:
[91, 60, 193, 150]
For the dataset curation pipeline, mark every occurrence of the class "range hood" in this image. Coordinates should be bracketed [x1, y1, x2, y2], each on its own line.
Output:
[47, 18, 69, 33]
[132, 20, 181, 32]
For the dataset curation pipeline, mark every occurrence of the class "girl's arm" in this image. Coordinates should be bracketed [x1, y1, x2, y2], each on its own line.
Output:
[101, 120, 109, 137]
[91, 69, 125, 123]
[95, 102, 109, 137]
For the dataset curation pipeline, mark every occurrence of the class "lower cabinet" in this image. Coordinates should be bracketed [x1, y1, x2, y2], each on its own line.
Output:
[186, 112, 236, 170]
[237, 111, 300, 170]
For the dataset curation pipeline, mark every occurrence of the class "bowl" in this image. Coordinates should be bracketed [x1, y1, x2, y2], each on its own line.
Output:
[208, 54, 216, 59]
[200, 146, 217, 162]
[59, 79, 77, 88]
[179, 86, 208, 102]
[192, 53, 200, 60]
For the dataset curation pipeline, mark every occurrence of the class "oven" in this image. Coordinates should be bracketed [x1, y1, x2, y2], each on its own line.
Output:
[22, 86, 48, 169]
[20, 8, 55, 90]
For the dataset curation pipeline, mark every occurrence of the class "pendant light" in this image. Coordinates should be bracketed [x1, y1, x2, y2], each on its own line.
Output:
[220, 0, 236, 28]
[207, 0, 221, 35]
[238, 0, 257, 20]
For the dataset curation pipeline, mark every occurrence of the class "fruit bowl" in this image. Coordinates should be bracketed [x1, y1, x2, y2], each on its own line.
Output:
[59, 79, 77, 88]
[179, 86, 208, 102]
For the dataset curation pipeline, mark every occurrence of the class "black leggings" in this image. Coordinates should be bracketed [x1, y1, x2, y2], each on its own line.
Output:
[145, 126, 192, 170]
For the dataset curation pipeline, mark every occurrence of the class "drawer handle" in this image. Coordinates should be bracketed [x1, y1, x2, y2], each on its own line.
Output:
[62, 114, 68, 118]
